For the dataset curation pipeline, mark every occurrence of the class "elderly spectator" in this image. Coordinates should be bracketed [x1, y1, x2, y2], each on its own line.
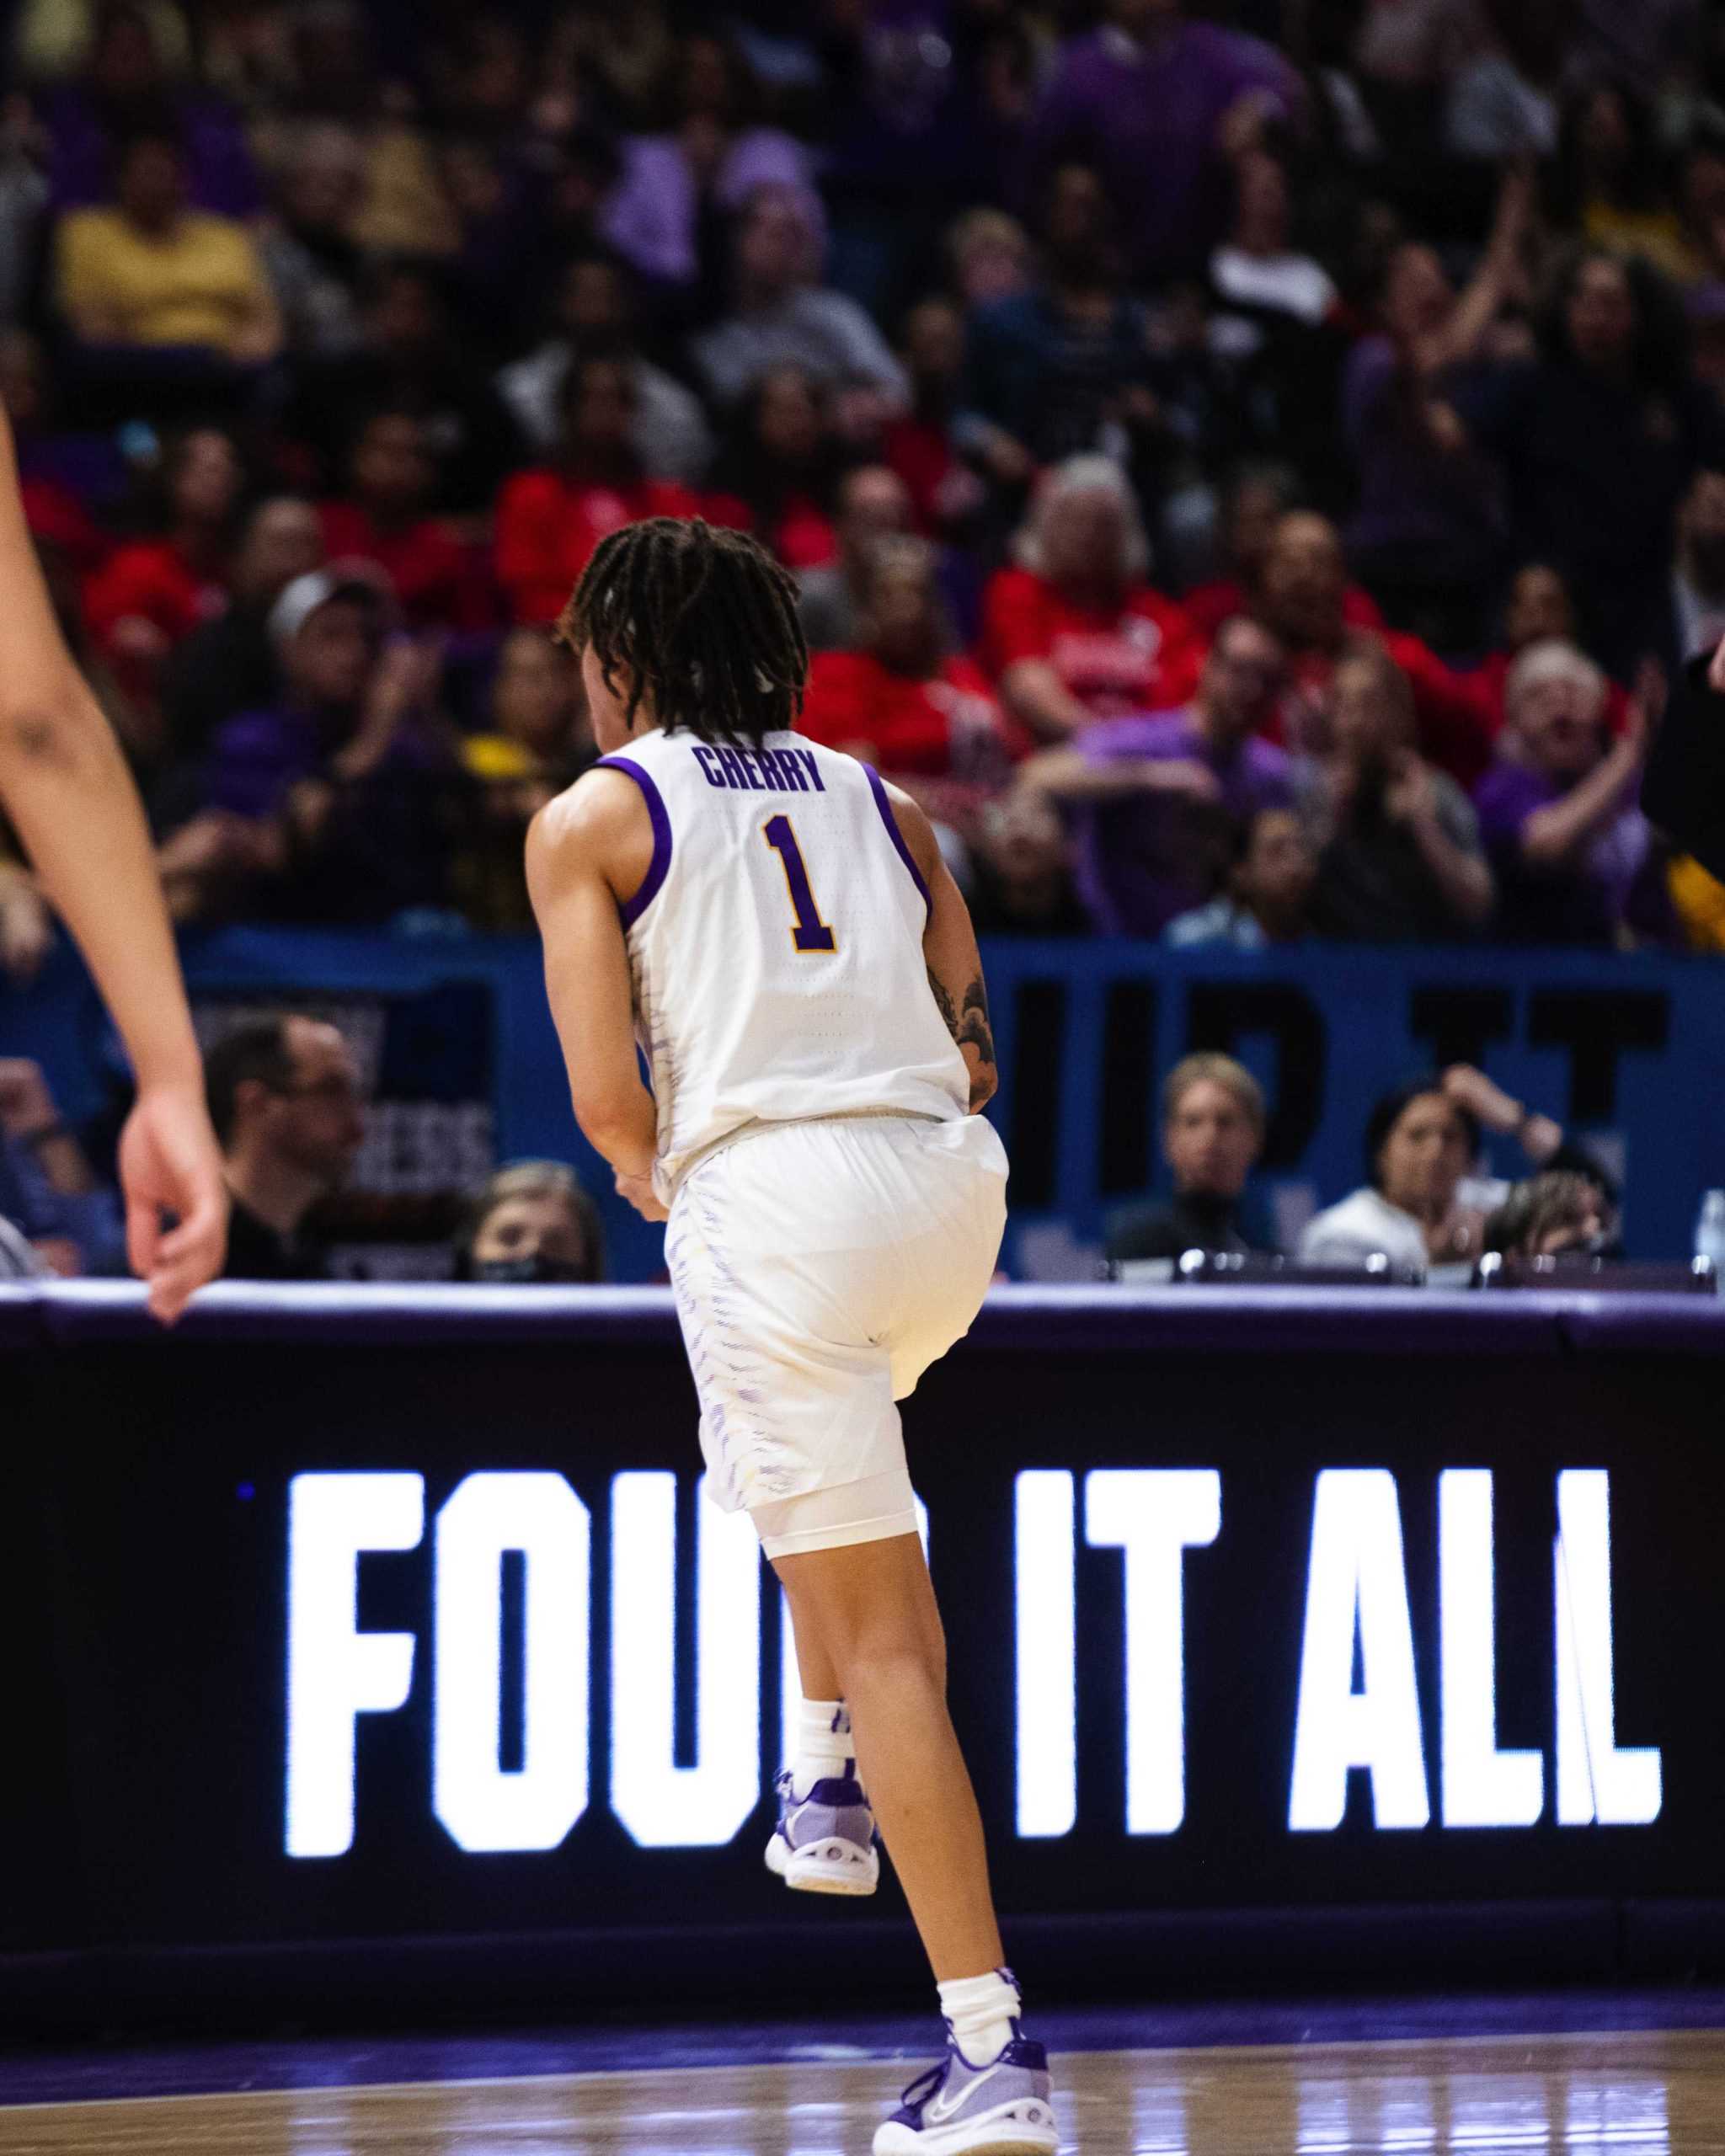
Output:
[980, 456, 1200, 741]
[1255, 510, 1496, 782]
[159, 570, 463, 925]
[1166, 802, 1316, 948]
[798, 466, 916, 653]
[1482, 1170, 1610, 1262]
[1027, 0, 1303, 282]
[0, 1057, 125, 1277]
[456, 1161, 605, 1284]
[1471, 563, 1632, 737]
[84, 424, 243, 705]
[1299, 1080, 1485, 1274]
[496, 250, 713, 483]
[1300, 640, 1495, 940]
[205, 1015, 365, 1280]
[600, 32, 816, 302]
[259, 121, 368, 358]
[966, 787, 1091, 936]
[704, 363, 843, 571]
[1107, 1052, 1274, 1264]
[319, 408, 490, 631]
[800, 537, 1023, 841]
[494, 356, 700, 625]
[159, 494, 324, 759]
[55, 125, 280, 366]
[688, 184, 909, 413]
[1474, 638, 1667, 944]
[1023, 613, 1291, 935]
[457, 629, 594, 931]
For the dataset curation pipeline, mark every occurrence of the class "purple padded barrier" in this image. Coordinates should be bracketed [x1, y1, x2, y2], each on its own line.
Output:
[1556, 1295, 1725, 1357]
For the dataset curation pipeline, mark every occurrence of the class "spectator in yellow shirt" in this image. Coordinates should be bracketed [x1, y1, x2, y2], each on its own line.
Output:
[55, 127, 280, 364]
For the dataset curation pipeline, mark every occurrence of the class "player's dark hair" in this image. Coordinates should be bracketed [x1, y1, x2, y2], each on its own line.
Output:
[557, 517, 808, 750]
[205, 1017, 295, 1148]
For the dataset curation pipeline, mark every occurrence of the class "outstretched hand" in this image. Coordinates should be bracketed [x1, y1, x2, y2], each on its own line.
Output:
[117, 1084, 228, 1323]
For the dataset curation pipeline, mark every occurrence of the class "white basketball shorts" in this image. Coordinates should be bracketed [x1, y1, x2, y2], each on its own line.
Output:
[665, 1111, 1008, 1560]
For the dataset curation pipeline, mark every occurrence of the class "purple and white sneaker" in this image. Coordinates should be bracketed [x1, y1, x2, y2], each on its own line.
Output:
[763, 1768, 879, 1895]
[873, 2033, 1060, 2154]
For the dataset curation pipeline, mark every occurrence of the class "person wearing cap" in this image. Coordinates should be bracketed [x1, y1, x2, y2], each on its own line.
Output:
[157, 566, 464, 923]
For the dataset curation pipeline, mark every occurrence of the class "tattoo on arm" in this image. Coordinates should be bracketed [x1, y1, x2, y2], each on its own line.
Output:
[930, 969, 997, 1109]
[927, 968, 959, 1037]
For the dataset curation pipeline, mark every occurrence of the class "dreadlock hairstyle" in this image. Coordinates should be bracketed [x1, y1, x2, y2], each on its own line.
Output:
[557, 518, 809, 750]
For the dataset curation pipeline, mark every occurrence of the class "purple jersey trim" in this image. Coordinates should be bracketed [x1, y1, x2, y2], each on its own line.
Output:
[595, 755, 673, 927]
[863, 765, 931, 915]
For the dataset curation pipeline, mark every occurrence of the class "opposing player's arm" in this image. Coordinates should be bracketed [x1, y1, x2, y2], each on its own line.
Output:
[881, 780, 997, 1115]
[0, 407, 226, 1320]
[526, 769, 664, 1216]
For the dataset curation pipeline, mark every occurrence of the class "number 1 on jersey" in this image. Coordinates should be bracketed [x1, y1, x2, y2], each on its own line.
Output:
[763, 815, 836, 953]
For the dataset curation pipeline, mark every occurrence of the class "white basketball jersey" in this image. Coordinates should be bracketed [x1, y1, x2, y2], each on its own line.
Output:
[596, 727, 970, 1197]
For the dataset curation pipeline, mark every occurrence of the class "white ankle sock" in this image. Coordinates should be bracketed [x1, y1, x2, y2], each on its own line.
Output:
[938, 1968, 1021, 2065]
[791, 1698, 853, 1793]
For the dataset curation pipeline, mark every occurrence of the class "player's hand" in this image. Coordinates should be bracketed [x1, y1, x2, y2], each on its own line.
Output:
[615, 1168, 668, 1224]
[117, 1083, 228, 1324]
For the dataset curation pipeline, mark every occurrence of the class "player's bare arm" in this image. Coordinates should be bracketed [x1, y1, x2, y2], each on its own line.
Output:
[526, 766, 666, 1221]
[0, 407, 225, 1320]
[882, 779, 997, 1115]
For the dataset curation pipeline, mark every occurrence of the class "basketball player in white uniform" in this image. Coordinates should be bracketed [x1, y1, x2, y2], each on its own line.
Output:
[0, 408, 225, 1318]
[528, 520, 1060, 2155]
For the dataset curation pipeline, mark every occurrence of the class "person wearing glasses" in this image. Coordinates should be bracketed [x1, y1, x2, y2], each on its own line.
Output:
[202, 1016, 366, 1279]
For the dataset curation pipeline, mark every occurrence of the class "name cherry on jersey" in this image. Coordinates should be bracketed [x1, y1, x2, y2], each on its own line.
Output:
[688, 741, 827, 795]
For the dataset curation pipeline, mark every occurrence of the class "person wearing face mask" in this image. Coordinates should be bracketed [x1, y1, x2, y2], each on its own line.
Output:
[1476, 638, 1670, 944]
[1299, 1080, 1484, 1278]
[456, 1161, 606, 1284]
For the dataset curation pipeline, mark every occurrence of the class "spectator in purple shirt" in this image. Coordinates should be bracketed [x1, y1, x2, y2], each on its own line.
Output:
[1474, 638, 1669, 945]
[1020, 612, 1292, 935]
[1025, 0, 1302, 282]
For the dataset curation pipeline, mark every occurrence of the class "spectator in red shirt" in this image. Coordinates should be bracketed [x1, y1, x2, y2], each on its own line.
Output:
[883, 298, 985, 543]
[800, 536, 1026, 841]
[1470, 562, 1635, 737]
[319, 408, 492, 631]
[494, 356, 699, 625]
[1256, 510, 1496, 786]
[980, 455, 1201, 739]
[798, 465, 916, 654]
[703, 363, 842, 571]
[1183, 465, 1386, 643]
[85, 424, 243, 705]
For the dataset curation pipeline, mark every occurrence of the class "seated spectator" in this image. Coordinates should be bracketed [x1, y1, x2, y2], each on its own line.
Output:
[1023, 613, 1291, 936]
[1471, 563, 1633, 735]
[259, 121, 368, 358]
[688, 183, 909, 413]
[1210, 149, 1338, 335]
[159, 570, 465, 924]
[965, 788, 1091, 936]
[800, 537, 1023, 841]
[158, 495, 324, 759]
[1183, 466, 1386, 643]
[798, 466, 916, 653]
[495, 357, 700, 625]
[2, 328, 115, 579]
[599, 30, 816, 302]
[1107, 1053, 1274, 1265]
[496, 250, 713, 483]
[1482, 1171, 1610, 1262]
[1299, 1080, 1484, 1274]
[1553, 82, 1695, 286]
[1442, 1060, 1620, 1233]
[205, 1015, 366, 1281]
[319, 408, 490, 631]
[280, 260, 525, 513]
[1256, 510, 1496, 782]
[1166, 803, 1316, 948]
[947, 207, 1033, 313]
[1474, 638, 1666, 944]
[455, 1161, 605, 1284]
[962, 162, 1156, 471]
[55, 125, 280, 365]
[980, 456, 1201, 740]
[705, 363, 842, 572]
[84, 423, 243, 707]
[457, 628, 594, 931]
[1445, 0, 1564, 163]
[1026, 0, 1302, 283]
[883, 298, 985, 543]
[1664, 467, 1725, 670]
[0, 1056, 125, 1277]
[1299, 641, 1495, 940]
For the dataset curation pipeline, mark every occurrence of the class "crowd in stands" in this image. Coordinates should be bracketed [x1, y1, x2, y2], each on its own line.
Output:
[3, 0, 1725, 962]
[3, 0, 1725, 1284]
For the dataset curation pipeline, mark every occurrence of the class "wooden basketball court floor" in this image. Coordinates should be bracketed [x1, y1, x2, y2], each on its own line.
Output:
[0, 2020, 1719, 2155]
